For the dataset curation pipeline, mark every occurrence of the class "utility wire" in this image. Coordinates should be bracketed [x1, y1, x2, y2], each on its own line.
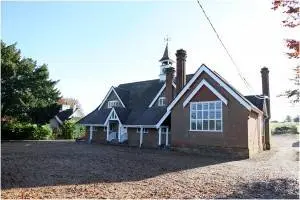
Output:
[196, 0, 265, 99]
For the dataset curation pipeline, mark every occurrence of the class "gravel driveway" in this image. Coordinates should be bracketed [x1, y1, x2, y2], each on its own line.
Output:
[1, 134, 299, 199]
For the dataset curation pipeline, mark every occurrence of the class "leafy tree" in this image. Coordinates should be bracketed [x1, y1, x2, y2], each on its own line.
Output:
[272, 0, 300, 102]
[29, 103, 61, 124]
[1, 41, 61, 123]
[285, 115, 292, 122]
[293, 116, 299, 122]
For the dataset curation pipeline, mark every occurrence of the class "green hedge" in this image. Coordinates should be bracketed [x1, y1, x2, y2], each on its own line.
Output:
[1, 120, 85, 140]
[61, 120, 85, 139]
[272, 125, 299, 135]
[1, 122, 53, 140]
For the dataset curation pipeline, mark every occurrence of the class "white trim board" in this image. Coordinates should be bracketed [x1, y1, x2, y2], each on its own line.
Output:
[81, 124, 104, 127]
[168, 64, 253, 112]
[148, 84, 166, 108]
[98, 86, 126, 110]
[123, 125, 157, 128]
[104, 108, 122, 126]
[155, 110, 171, 128]
[148, 83, 177, 108]
[183, 79, 228, 107]
[55, 115, 63, 125]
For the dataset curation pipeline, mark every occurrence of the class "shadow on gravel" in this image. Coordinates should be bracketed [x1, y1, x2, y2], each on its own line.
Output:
[225, 178, 299, 199]
[1, 142, 237, 189]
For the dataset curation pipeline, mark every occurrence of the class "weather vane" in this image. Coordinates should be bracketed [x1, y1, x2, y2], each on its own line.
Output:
[164, 35, 171, 44]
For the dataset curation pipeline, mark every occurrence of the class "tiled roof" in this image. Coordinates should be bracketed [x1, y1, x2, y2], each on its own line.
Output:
[79, 64, 264, 126]
[56, 108, 74, 122]
[133, 107, 167, 125]
[244, 95, 265, 111]
[78, 108, 111, 125]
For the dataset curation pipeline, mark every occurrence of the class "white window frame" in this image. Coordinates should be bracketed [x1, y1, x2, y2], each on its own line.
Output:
[158, 97, 166, 107]
[136, 128, 149, 134]
[189, 101, 223, 132]
[108, 100, 119, 108]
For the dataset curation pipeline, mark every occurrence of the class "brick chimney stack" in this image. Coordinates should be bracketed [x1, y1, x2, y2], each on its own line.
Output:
[261, 67, 271, 150]
[176, 49, 187, 94]
[165, 67, 175, 105]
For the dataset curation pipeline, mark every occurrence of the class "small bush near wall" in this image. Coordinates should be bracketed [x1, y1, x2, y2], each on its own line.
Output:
[61, 120, 85, 139]
[34, 124, 53, 140]
[1, 122, 53, 140]
[272, 125, 299, 135]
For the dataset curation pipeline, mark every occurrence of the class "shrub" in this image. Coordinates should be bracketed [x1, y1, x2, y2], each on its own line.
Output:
[2, 122, 35, 140]
[1, 122, 53, 140]
[52, 127, 62, 139]
[272, 125, 299, 135]
[33, 124, 53, 140]
[61, 120, 85, 139]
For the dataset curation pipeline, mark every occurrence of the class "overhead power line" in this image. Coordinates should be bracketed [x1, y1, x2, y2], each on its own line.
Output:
[196, 0, 265, 99]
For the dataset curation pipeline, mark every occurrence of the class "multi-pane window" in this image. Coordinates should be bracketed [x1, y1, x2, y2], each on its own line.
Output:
[108, 100, 120, 108]
[190, 101, 222, 132]
[158, 97, 166, 106]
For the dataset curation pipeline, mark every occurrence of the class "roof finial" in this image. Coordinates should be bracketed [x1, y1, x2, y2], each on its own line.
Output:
[164, 35, 171, 45]
[159, 35, 174, 63]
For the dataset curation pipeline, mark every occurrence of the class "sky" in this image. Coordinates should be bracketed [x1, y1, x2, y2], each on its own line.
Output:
[2, 0, 299, 121]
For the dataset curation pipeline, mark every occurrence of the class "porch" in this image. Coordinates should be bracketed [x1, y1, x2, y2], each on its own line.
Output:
[87, 120, 128, 144]
[126, 126, 171, 148]
[106, 120, 128, 143]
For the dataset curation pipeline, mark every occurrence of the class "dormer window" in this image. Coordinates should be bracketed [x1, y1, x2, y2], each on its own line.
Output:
[108, 100, 120, 108]
[158, 97, 166, 106]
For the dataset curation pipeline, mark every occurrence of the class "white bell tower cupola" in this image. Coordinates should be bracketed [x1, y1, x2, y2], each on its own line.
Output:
[159, 42, 174, 81]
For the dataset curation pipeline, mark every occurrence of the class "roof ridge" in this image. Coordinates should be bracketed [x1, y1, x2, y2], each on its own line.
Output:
[118, 78, 160, 87]
[114, 86, 130, 92]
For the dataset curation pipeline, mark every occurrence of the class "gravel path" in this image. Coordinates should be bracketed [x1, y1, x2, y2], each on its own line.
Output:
[1, 134, 299, 199]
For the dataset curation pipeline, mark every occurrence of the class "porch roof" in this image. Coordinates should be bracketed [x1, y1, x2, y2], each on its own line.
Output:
[78, 108, 111, 125]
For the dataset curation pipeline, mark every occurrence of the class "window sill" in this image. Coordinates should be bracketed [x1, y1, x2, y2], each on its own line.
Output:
[189, 130, 223, 133]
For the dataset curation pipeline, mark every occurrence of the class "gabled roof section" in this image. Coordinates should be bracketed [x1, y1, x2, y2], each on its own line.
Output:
[56, 108, 74, 122]
[245, 95, 267, 115]
[104, 108, 122, 126]
[167, 64, 263, 114]
[156, 110, 171, 128]
[133, 107, 167, 125]
[114, 87, 130, 107]
[148, 82, 176, 108]
[97, 86, 126, 110]
[183, 79, 228, 107]
[114, 107, 130, 124]
[78, 108, 111, 126]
